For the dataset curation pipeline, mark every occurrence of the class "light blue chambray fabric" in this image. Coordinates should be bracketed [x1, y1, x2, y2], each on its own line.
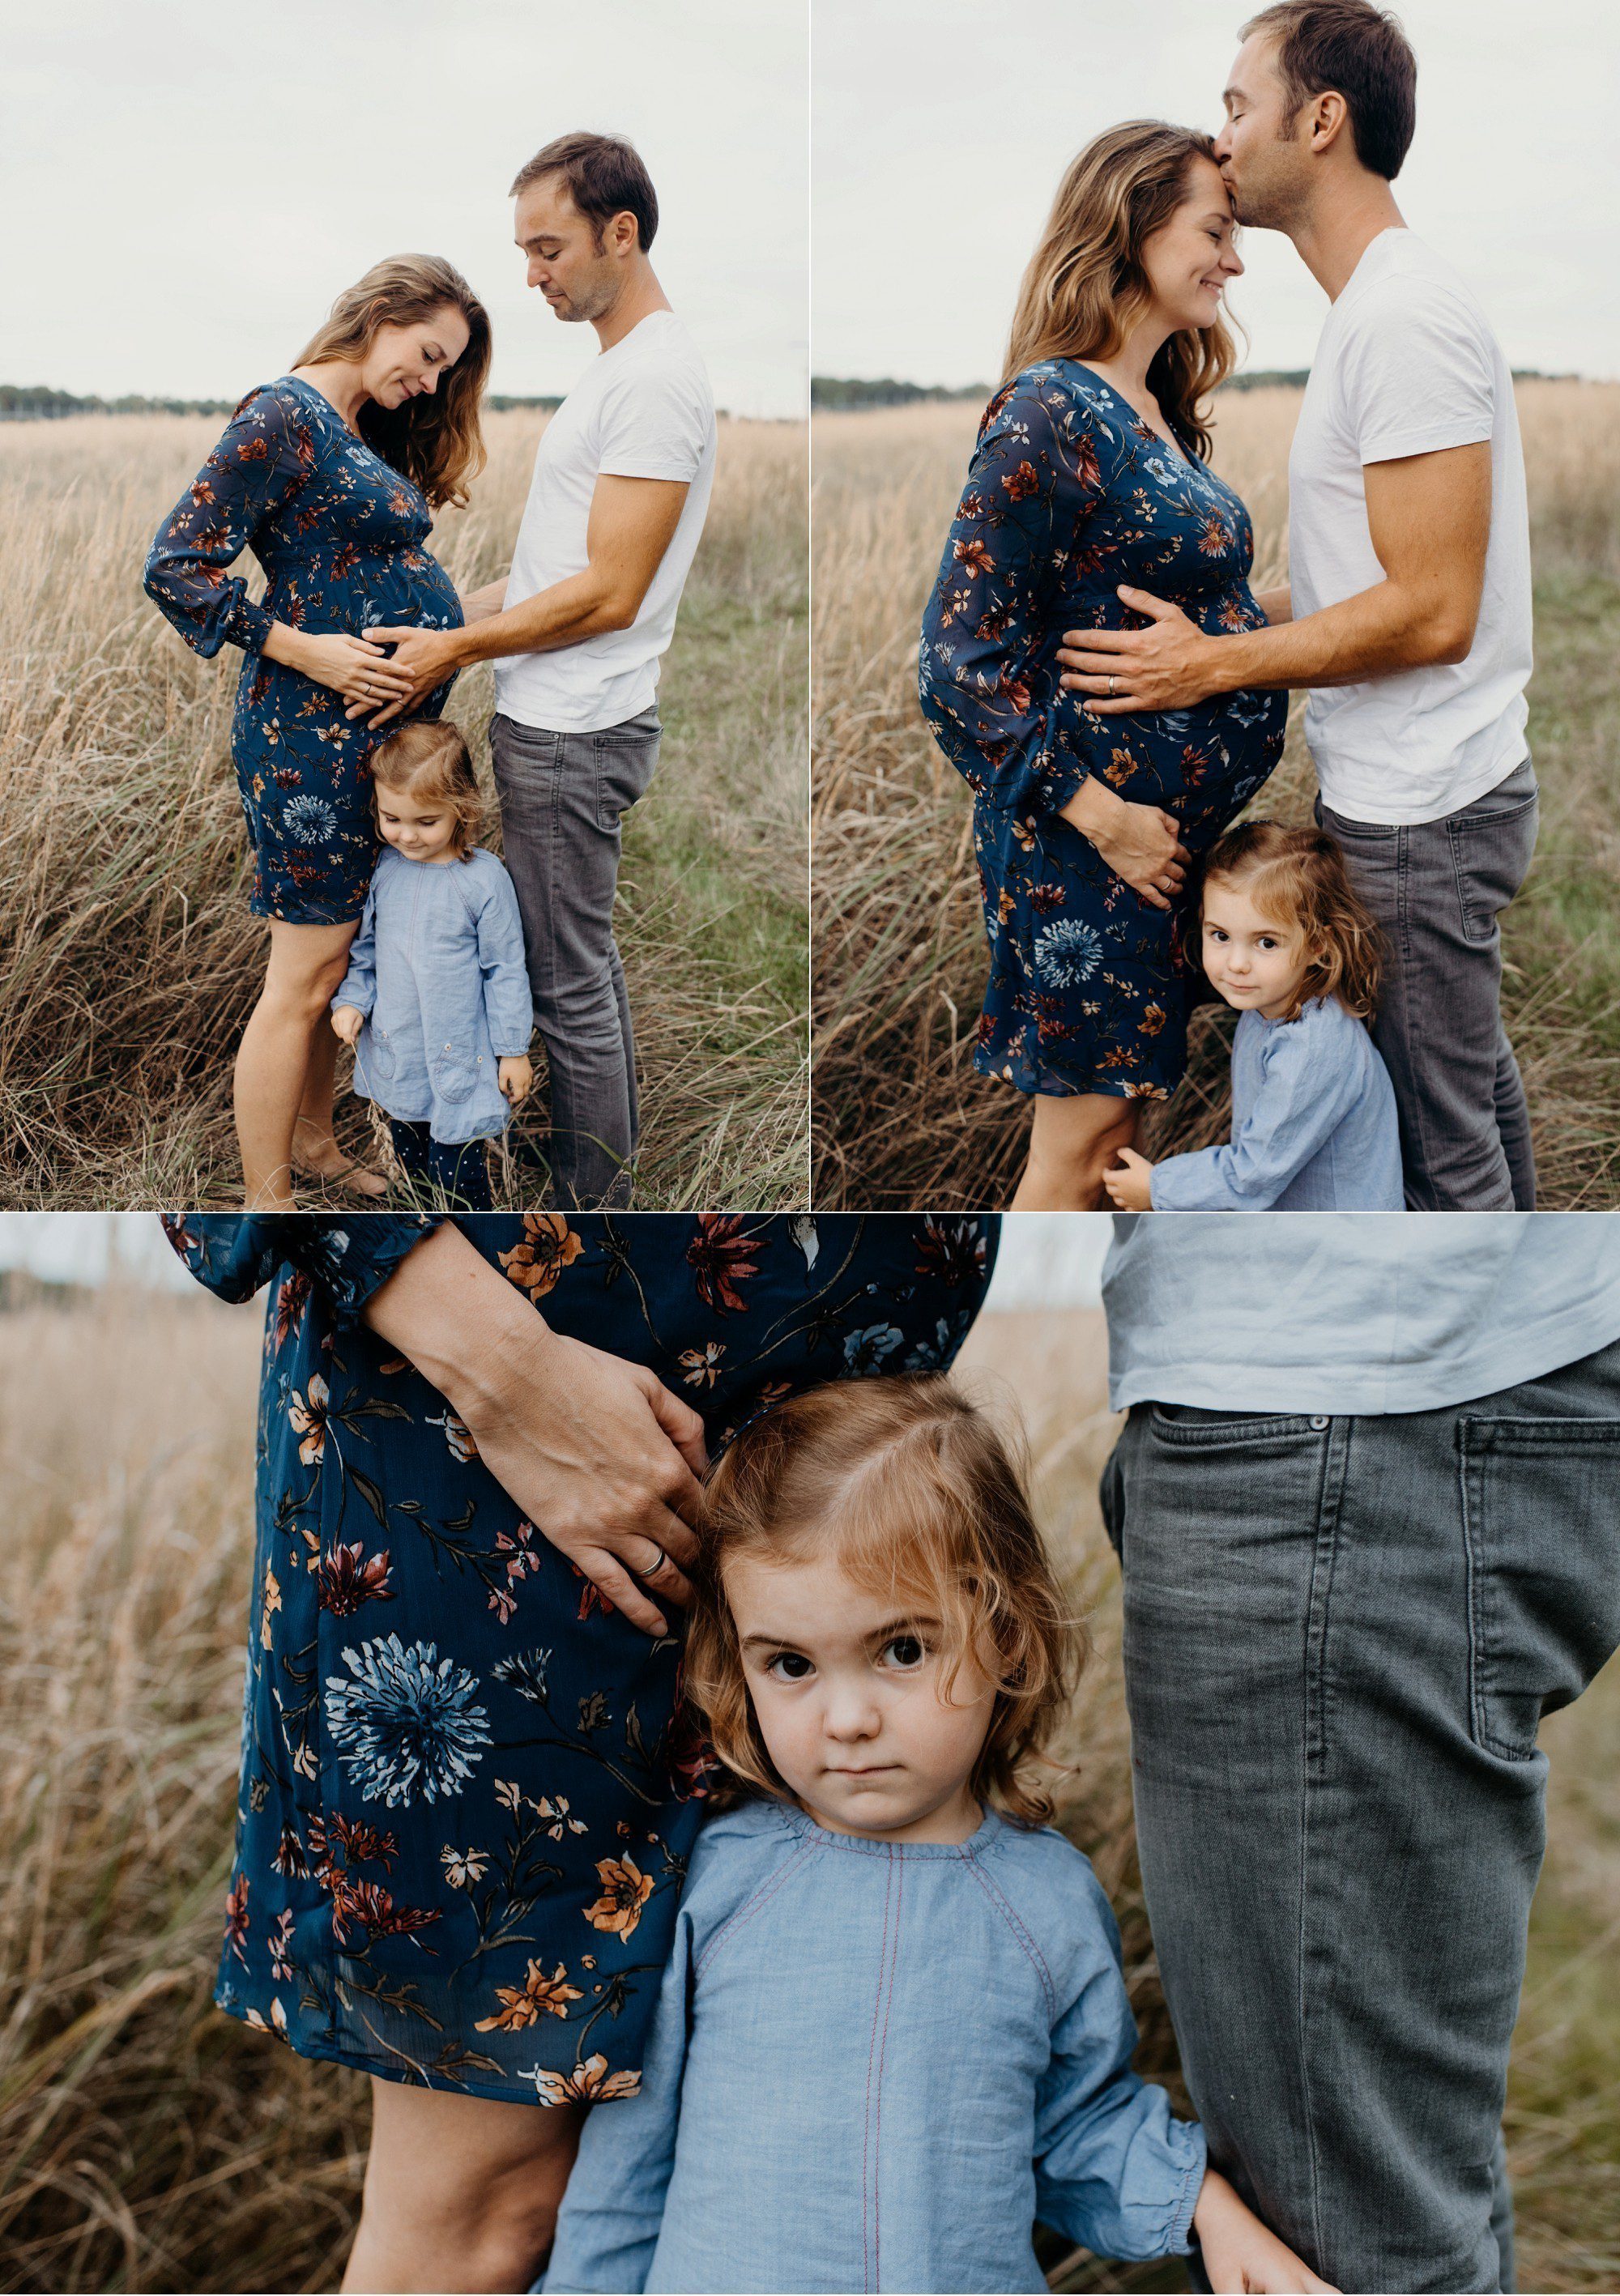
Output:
[333, 845, 532, 1145]
[1149, 996, 1402, 1211]
[543, 1800, 1205, 2295]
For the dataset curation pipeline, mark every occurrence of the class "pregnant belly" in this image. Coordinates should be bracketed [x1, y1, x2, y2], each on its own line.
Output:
[264, 548, 464, 639]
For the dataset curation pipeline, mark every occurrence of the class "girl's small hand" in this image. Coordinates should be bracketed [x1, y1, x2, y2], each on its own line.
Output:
[499, 1054, 533, 1107]
[330, 1004, 365, 1046]
[1103, 1147, 1154, 1210]
[1193, 2170, 1339, 2295]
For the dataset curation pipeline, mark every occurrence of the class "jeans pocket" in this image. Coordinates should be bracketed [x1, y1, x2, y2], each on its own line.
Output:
[1458, 1415, 1620, 1760]
[1446, 789, 1539, 946]
[1146, 1401, 1325, 1446]
[593, 725, 660, 833]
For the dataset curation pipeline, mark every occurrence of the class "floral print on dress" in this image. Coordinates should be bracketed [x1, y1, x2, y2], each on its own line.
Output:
[160, 1211, 998, 2107]
[144, 377, 465, 925]
[919, 362, 1287, 1099]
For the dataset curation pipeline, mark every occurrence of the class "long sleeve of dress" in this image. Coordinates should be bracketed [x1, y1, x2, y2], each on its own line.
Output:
[332, 886, 380, 1017]
[143, 385, 311, 658]
[1034, 1882, 1206, 2262]
[541, 1907, 697, 2294]
[919, 376, 1105, 821]
[160, 1214, 438, 1323]
[1149, 1011, 1366, 1212]
[474, 867, 535, 1059]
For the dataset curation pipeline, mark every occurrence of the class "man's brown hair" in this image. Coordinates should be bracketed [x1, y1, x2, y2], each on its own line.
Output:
[509, 132, 659, 250]
[1241, 2, 1418, 180]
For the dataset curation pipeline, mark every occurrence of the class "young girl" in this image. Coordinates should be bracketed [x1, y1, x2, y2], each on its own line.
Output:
[543, 1378, 1333, 2296]
[1104, 821, 1404, 1212]
[330, 720, 533, 1210]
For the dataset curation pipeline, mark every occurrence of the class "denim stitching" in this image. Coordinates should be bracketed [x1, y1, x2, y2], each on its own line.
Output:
[960, 1855, 1058, 2024]
[872, 1854, 902, 2291]
[1297, 1412, 1350, 2269]
[862, 1851, 897, 2293]
[693, 1838, 816, 1980]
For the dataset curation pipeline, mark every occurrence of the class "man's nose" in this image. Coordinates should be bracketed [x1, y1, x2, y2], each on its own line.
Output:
[1213, 122, 1232, 160]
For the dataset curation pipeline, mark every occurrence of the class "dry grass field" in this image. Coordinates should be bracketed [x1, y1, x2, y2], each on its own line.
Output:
[812, 381, 1620, 1207]
[2, 1266, 1615, 2292]
[0, 409, 808, 1212]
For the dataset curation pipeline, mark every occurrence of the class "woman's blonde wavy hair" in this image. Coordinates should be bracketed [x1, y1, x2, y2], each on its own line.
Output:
[295, 255, 491, 509]
[1202, 819, 1385, 1020]
[1004, 121, 1238, 461]
[684, 1375, 1084, 1828]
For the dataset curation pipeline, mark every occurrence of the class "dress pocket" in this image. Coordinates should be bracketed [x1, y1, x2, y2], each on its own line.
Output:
[429, 1044, 481, 1104]
[1457, 1414, 1620, 1760]
[367, 1024, 396, 1084]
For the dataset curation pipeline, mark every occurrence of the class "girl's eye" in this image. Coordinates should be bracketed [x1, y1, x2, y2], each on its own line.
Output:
[766, 1651, 813, 1683]
[881, 1634, 926, 1670]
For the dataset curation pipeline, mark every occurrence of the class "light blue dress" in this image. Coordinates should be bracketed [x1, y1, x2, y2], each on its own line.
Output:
[543, 1800, 1206, 2295]
[1149, 997, 1403, 1211]
[333, 845, 533, 1145]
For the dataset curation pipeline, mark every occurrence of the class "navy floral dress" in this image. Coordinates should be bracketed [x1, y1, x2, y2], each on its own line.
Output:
[919, 362, 1286, 1099]
[145, 377, 465, 924]
[160, 1211, 996, 2107]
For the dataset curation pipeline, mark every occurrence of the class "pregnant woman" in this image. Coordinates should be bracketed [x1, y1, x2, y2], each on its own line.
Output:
[146, 257, 491, 1211]
[919, 123, 1287, 1210]
[161, 1209, 995, 2294]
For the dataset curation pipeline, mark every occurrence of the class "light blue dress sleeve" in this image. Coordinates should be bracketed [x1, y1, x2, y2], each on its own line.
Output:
[331, 883, 379, 1016]
[1149, 1008, 1364, 1212]
[541, 1906, 696, 2294]
[476, 860, 535, 1058]
[1033, 1886, 1207, 2260]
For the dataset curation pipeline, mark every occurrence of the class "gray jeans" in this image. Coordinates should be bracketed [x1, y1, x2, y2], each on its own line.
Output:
[1101, 1337, 1620, 2293]
[490, 706, 660, 1210]
[1316, 756, 1539, 1211]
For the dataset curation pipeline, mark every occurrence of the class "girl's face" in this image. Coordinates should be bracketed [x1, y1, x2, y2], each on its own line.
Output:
[377, 782, 459, 863]
[723, 1544, 997, 1847]
[1201, 876, 1314, 1019]
[1140, 157, 1243, 336]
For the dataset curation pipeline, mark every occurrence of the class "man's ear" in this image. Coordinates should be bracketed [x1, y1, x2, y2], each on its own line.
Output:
[1307, 89, 1353, 157]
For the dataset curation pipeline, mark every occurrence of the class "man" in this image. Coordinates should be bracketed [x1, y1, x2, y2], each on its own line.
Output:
[1100, 1212, 1620, 2292]
[369, 133, 717, 1210]
[1058, 2, 1537, 1212]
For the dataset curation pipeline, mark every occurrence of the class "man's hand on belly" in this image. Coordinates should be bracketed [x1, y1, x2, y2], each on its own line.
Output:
[1056, 586, 1228, 712]
[348, 626, 464, 726]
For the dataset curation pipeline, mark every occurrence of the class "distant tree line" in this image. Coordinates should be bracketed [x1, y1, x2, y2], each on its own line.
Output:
[0, 385, 565, 422]
[813, 366, 1577, 411]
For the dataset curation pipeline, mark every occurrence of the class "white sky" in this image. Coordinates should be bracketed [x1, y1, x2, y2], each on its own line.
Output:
[813, 0, 1620, 386]
[0, 1212, 1109, 1306]
[5, 0, 807, 419]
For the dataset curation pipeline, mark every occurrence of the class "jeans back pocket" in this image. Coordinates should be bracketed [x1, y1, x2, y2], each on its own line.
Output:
[1458, 1415, 1620, 1759]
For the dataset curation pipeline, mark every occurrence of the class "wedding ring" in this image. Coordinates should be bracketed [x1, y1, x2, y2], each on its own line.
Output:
[1108, 674, 1119, 696]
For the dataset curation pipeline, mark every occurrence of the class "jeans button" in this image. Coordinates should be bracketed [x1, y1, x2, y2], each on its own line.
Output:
[1308, 1415, 1330, 1430]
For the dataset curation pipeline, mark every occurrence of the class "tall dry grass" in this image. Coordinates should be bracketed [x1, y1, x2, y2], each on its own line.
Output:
[2, 1273, 1615, 2291]
[812, 381, 1620, 1207]
[0, 409, 808, 1212]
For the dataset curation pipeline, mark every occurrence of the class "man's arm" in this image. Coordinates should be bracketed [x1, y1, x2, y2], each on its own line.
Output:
[1055, 441, 1491, 713]
[356, 472, 689, 724]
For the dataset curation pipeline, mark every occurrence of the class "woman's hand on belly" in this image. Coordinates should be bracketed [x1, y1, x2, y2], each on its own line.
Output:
[1060, 777, 1192, 912]
[361, 1225, 710, 1638]
[347, 624, 463, 726]
[1055, 585, 1227, 713]
[262, 624, 419, 709]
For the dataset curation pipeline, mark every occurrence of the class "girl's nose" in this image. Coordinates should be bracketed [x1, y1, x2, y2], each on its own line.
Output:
[823, 1693, 880, 1742]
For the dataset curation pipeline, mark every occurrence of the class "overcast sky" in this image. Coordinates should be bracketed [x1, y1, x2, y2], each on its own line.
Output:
[814, 0, 1620, 386]
[5, 0, 807, 418]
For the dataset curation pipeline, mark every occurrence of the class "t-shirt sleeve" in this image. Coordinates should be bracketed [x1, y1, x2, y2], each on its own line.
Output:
[595, 360, 712, 483]
[1339, 278, 1496, 465]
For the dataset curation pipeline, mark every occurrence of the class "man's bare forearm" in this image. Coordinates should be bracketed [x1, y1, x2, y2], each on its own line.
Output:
[1195, 575, 1472, 696]
[443, 566, 633, 668]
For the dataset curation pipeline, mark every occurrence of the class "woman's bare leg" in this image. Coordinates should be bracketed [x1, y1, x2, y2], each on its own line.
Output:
[342, 2083, 582, 2295]
[234, 919, 362, 1209]
[292, 1012, 389, 1198]
[1012, 1093, 1142, 1210]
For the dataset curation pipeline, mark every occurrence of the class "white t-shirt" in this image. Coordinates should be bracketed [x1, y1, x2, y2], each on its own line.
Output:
[494, 310, 717, 734]
[1288, 229, 1532, 825]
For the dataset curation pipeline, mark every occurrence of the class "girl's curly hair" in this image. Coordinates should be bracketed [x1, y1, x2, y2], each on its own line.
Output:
[684, 1375, 1084, 1827]
[1201, 818, 1384, 1020]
